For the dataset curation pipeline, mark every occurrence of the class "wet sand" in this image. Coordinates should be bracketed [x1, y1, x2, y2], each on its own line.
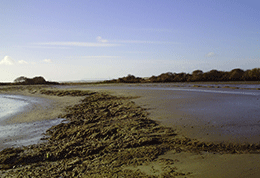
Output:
[0, 88, 85, 124]
[71, 84, 260, 144]
[63, 84, 260, 177]
[1, 84, 260, 177]
[0, 86, 85, 150]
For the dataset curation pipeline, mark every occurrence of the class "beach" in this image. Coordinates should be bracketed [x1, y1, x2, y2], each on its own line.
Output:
[0, 84, 260, 177]
[68, 83, 260, 143]
[0, 86, 86, 150]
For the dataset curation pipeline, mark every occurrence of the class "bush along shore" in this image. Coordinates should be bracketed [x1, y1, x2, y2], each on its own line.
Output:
[1, 88, 260, 177]
[101, 68, 260, 84]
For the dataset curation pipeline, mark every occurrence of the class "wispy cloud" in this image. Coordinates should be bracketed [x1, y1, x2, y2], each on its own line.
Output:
[32, 34, 179, 48]
[66, 56, 121, 59]
[111, 40, 179, 44]
[131, 28, 173, 33]
[43, 59, 52, 63]
[82, 56, 120, 59]
[32, 35, 178, 49]
[35, 41, 119, 47]
[20, 45, 69, 49]
[205, 52, 217, 58]
[0, 56, 15, 65]
[116, 51, 151, 54]
[116, 27, 174, 33]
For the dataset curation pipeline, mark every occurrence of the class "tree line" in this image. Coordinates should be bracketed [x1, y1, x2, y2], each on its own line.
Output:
[104, 68, 260, 83]
[0, 76, 59, 86]
[1, 68, 259, 85]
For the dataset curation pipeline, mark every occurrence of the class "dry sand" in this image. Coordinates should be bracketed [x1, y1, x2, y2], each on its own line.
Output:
[1, 84, 260, 177]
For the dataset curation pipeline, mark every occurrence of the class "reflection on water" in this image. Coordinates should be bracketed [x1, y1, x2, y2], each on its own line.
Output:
[94, 84, 260, 96]
[0, 118, 66, 151]
[145, 86, 260, 96]
[0, 94, 67, 151]
[188, 83, 260, 89]
[0, 95, 29, 120]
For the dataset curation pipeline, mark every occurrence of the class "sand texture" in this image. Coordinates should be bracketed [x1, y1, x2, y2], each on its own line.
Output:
[0, 85, 260, 177]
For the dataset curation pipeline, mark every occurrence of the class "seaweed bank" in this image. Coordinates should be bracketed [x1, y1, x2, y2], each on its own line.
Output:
[0, 86, 260, 177]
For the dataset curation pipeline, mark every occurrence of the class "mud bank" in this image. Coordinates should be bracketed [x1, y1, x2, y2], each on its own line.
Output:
[72, 83, 260, 144]
[0, 87, 260, 177]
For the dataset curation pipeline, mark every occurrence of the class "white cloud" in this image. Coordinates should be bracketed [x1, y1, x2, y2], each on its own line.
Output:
[205, 52, 217, 58]
[43, 59, 52, 63]
[0, 56, 15, 65]
[18, 60, 28, 64]
[96, 36, 108, 43]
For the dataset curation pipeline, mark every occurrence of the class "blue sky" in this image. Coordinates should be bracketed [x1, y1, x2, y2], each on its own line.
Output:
[1, 0, 259, 82]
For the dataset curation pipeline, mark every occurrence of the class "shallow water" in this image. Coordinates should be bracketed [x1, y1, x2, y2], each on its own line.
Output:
[0, 94, 66, 151]
[188, 83, 260, 89]
[0, 118, 66, 150]
[0, 95, 29, 121]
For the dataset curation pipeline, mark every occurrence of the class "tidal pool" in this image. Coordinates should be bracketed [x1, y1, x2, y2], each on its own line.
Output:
[0, 94, 66, 151]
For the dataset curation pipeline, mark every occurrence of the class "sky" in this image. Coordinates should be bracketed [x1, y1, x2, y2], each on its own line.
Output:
[0, 0, 259, 82]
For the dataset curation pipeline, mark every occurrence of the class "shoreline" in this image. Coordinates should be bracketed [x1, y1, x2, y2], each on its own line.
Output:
[0, 86, 85, 124]
[0, 86, 86, 151]
[0, 85, 260, 177]
[63, 83, 260, 144]
[0, 94, 30, 123]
